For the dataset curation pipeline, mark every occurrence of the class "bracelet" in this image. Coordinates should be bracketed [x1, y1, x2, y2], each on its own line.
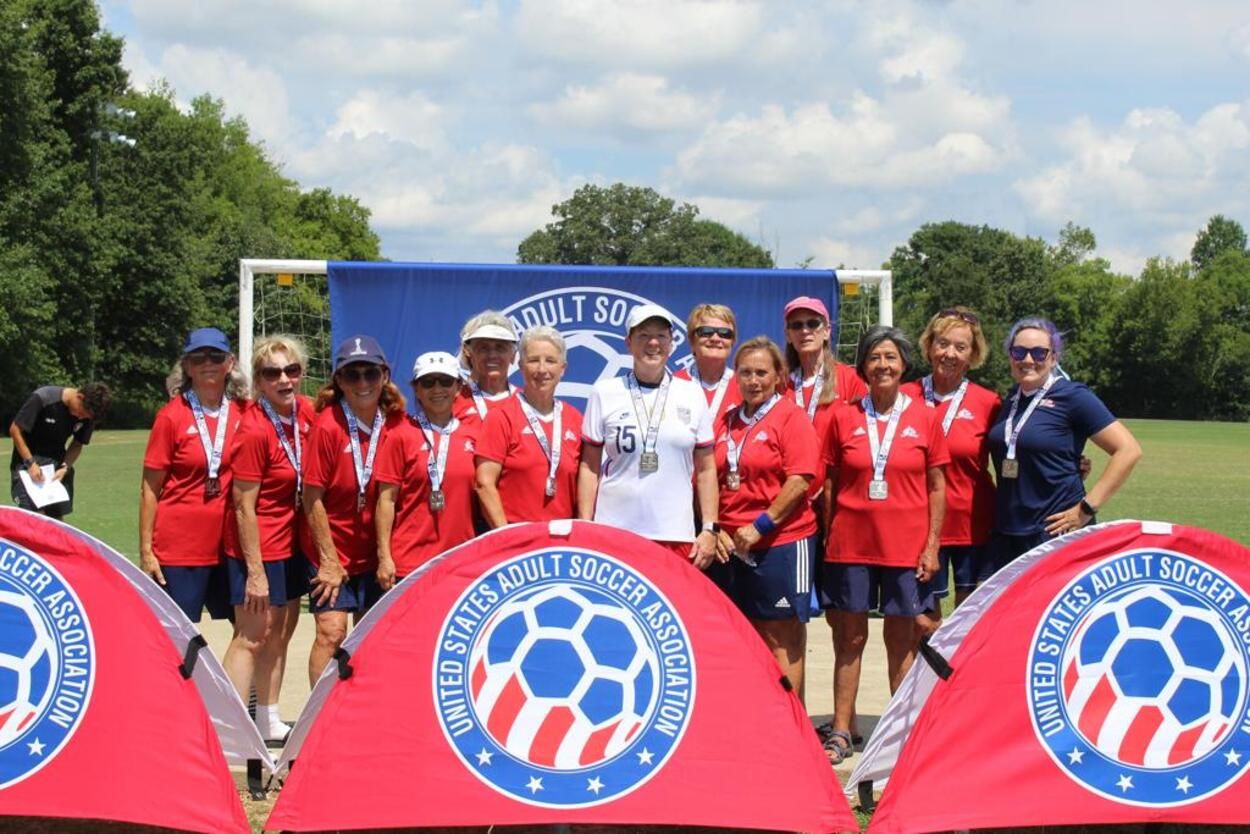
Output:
[752, 512, 777, 535]
[21, 457, 35, 468]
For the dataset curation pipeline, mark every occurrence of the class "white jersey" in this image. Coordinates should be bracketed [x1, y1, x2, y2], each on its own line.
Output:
[582, 374, 714, 542]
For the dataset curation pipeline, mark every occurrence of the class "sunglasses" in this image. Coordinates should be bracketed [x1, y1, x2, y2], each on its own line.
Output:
[417, 375, 458, 389]
[186, 350, 229, 366]
[339, 366, 384, 384]
[258, 363, 302, 382]
[786, 317, 825, 332]
[938, 308, 980, 326]
[693, 326, 735, 340]
[1009, 345, 1051, 362]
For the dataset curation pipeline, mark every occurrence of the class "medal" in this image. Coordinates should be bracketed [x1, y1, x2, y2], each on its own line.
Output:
[517, 395, 562, 500]
[863, 393, 907, 504]
[724, 394, 780, 495]
[415, 404, 459, 515]
[627, 372, 671, 476]
[1002, 374, 1056, 482]
[186, 391, 230, 501]
[342, 402, 383, 515]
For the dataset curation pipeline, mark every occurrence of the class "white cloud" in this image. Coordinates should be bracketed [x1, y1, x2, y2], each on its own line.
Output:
[807, 236, 886, 270]
[327, 90, 445, 150]
[529, 73, 719, 135]
[515, 0, 763, 68]
[154, 45, 292, 146]
[1014, 102, 1250, 222]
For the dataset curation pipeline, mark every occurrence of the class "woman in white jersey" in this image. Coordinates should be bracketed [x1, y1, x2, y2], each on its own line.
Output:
[578, 305, 719, 566]
[453, 310, 518, 425]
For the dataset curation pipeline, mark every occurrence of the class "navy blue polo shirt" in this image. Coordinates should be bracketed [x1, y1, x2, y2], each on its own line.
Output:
[987, 379, 1115, 536]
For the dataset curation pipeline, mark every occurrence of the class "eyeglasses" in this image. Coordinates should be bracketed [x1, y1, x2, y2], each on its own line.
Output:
[258, 363, 302, 382]
[693, 326, 735, 340]
[1009, 345, 1051, 362]
[417, 375, 458, 389]
[786, 317, 825, 332]
[186, 350, 229, 366]
[938, 308, 980, 326]
[339, 366, 383, 383]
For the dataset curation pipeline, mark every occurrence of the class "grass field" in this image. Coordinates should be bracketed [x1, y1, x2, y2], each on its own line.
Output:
[3, 418, 1246, 561]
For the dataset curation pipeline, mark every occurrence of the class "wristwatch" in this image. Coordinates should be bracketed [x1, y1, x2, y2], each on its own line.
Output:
[701, 522, 720, 534]
[1079, 499, 1098, 517]
[21, 457, 35, 469]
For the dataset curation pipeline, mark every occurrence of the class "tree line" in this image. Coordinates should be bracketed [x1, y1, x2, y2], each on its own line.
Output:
[0, 0, 379, 425]
[3, 1, 1246, 426]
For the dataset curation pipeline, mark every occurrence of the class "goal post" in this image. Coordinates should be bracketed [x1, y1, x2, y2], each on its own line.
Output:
[238, 259, 891, 381]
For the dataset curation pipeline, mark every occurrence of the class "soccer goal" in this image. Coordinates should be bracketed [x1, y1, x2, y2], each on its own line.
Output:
[238, 259, 892, 382]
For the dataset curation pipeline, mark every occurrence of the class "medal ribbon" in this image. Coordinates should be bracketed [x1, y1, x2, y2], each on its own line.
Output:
[627, 371, 672, 461]
[725, 393, 781, 480]
[414, 405, 458, 496]
[259, 398, 302, 498]
[922, 375, 970, 437]
[1003, 374, 1057, 461]
[694, 366, 734, 418]
[864, 393, 907, 484]
[469, 380, 516, 420]
[791, 371, 824, 422]
[341, 401, 383, 504]
[517, 395, 562, 495]
[186, 391, 229, 481]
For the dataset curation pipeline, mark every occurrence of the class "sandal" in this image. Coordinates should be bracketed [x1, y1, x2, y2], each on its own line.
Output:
[824, 729, 854, 765]
[816, 721, 863, 747]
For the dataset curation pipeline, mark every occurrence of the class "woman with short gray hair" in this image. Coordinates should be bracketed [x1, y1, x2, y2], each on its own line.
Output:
[454, 309, 518, 423]
[819, 324, 949, 764]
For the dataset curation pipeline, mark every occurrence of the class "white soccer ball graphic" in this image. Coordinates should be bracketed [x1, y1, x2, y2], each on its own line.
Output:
[0, 589, 58, 746]
[1062, 585, 1246, 767]
[468, 584, 659, 769]
[554, 329, 637, 402]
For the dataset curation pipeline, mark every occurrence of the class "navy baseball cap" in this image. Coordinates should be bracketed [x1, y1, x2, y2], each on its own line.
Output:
[334, 335, 389, 371]
[182, 327, 231, 354]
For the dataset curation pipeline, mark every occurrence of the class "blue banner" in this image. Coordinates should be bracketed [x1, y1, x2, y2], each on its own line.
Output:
[328, 262, 839, 410]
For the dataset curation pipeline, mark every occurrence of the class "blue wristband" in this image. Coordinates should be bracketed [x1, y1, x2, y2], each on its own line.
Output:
[752, 513, 777, 536]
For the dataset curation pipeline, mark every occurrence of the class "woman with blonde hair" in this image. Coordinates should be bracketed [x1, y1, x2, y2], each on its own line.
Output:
[677, 303, 742, 425]
[220, 335, 312, 740]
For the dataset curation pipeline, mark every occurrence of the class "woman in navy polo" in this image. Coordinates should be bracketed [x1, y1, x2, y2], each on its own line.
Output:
[985, 317, 1141, 577]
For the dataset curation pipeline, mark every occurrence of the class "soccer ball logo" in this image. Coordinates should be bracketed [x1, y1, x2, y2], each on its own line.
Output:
[469, 584, 659, 768]
[1029, 548, 1250, 806]
[0, 539, 94, 790]
[0, 589, 58, 746]
[1063, 585, 1246, 767]
[502, 288, 692, 409]
[434, 547, 695, 808]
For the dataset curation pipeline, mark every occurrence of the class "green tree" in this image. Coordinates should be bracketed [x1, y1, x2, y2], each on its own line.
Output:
[517, 183, 773, 268]
[1191, 215, 1248, 271]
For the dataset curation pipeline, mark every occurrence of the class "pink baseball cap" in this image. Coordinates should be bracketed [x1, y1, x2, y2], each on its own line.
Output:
[783, 296, 829, 322]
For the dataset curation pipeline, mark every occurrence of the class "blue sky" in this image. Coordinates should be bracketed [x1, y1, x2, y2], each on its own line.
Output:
[99, 0, 1250, 275]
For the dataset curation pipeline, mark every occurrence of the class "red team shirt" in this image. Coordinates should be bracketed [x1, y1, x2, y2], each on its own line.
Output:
[143, 394, 245, 567]
[373, 416, 479, 577]
[901, 380, 999, 546]
[785, 362, 868, 442]
[452, 385, 515, 427]
[223, 395, 314, 562]
[824, 396, 950, 568]
[301, 403, 405, 576]
[675, 366, 743, 427]
[475, 396, 583, 523]
[713, 398, 820, 549]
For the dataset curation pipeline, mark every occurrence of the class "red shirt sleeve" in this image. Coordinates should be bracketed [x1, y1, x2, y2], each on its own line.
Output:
[143, 405, 177, 470]
[373, 420, 413, 486]
[822, 406, 844, 469]
[474, 407, 513, 465]
[230, 419, 270, 484]
[302, 410, 340, 490]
